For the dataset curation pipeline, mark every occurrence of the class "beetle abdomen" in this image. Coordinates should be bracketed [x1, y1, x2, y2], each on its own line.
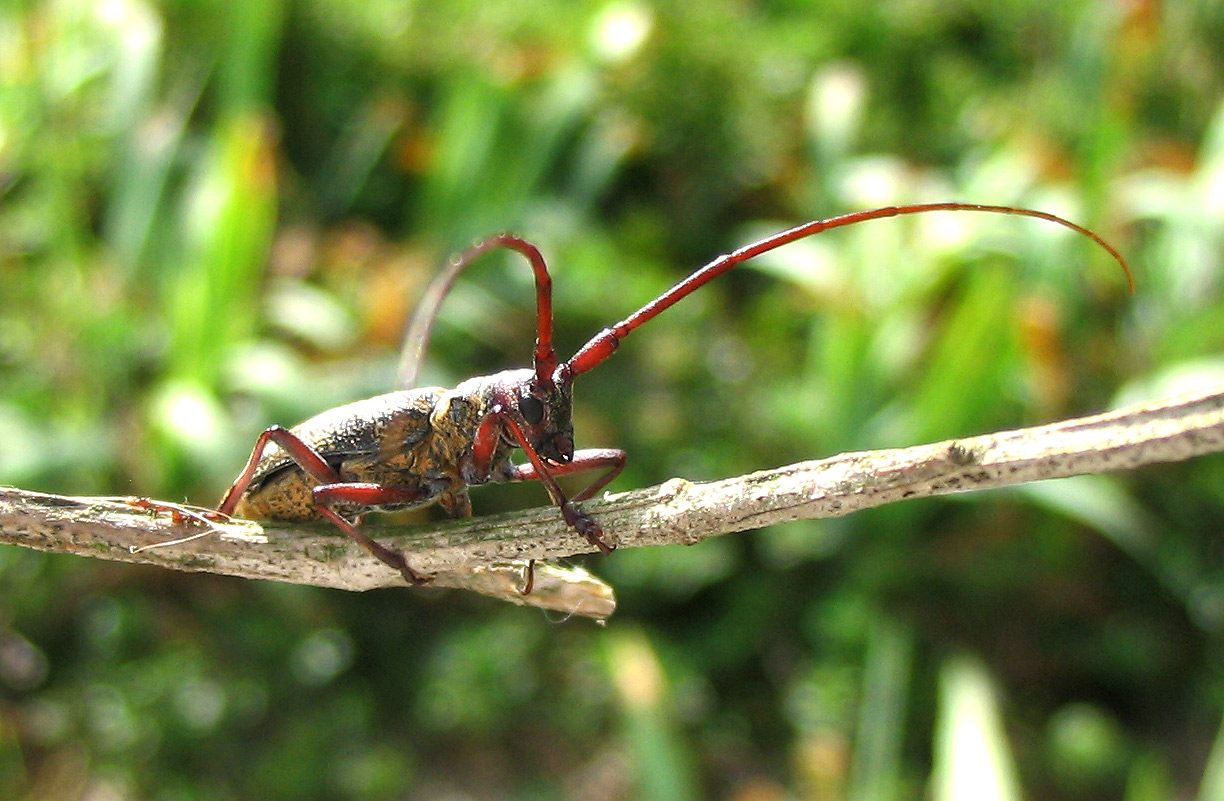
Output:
[233, 388, 450, 521]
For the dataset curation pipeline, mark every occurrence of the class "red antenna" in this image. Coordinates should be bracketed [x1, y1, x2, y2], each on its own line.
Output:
[565, 202, 1132, 376]
[398, 234, 558, 390]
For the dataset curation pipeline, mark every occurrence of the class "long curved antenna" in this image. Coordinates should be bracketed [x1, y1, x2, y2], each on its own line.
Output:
[398, 234, 558, 389]
[397, 248, 473, 389]
[565, 202, 1133, 377]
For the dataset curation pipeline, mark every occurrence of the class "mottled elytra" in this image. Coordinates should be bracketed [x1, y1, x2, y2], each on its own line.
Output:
[215, 203, 1132, 585]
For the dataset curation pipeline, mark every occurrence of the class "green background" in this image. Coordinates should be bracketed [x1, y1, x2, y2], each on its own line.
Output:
[2, 0, 1224, 798]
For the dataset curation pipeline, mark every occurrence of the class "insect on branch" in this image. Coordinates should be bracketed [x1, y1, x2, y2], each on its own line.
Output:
[0, 385, 1221, 620]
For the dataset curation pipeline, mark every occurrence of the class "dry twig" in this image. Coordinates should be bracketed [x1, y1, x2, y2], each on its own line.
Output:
[2, 386, 1222, 620]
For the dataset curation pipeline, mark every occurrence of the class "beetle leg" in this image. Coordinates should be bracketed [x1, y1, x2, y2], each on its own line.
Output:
[437, 449, 536, 593]
[495, 411, 617, 554]
[520, 559, 535, 595]
[310, 483, 434, 585]
[217, 425, 334, 516]
[464, 408, 503, 484]
[511, 448, 627, 502]
[511, 449, 626, 570]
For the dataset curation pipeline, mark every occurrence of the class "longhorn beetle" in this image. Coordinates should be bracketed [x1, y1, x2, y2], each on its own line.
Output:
[212, 203, 1131, 585]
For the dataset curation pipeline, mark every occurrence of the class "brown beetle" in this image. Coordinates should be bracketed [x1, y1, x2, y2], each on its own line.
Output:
[213, 204, 1131, 584]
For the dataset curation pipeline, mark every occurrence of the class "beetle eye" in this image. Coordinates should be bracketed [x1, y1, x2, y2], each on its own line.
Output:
[519, 395, 545, 425]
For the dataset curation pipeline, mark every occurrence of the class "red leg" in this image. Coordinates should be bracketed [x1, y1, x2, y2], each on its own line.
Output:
[520, 559, 535, 595]
[311, 483, 433, 584]
[219, 426, 431, 584]
[496, 411, 620, 554]
[217, 425, 337, 516]
[510, 448, 627, 502]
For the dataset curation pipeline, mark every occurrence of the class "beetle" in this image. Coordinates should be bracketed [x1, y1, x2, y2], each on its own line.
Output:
[211, 203, 1131, 585]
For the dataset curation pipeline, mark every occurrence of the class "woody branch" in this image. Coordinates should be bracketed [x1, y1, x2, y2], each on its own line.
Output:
[1, 385, 1221, 620]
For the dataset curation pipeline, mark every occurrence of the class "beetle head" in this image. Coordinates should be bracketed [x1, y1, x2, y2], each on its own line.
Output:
[516, 366, 575, 464]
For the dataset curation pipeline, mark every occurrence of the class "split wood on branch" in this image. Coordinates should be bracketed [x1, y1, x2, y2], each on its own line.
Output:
[1, 385, 1222, 620]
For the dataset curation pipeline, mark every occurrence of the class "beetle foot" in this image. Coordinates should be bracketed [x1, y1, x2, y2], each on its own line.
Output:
[562, 505, 615, 554]
[518, 559, 536, 595]
[385, 551, 433, 585]
[400, 564, 434, 585]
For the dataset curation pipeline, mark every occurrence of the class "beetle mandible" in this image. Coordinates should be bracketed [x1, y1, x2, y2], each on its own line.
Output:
[215, 203, 1132, 584]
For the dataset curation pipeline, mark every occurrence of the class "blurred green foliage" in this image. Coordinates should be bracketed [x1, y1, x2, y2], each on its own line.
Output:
[2, 0, 1224, 799]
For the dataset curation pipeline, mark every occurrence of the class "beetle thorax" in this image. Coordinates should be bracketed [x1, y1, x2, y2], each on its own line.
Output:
[439, 367, 577, 468]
